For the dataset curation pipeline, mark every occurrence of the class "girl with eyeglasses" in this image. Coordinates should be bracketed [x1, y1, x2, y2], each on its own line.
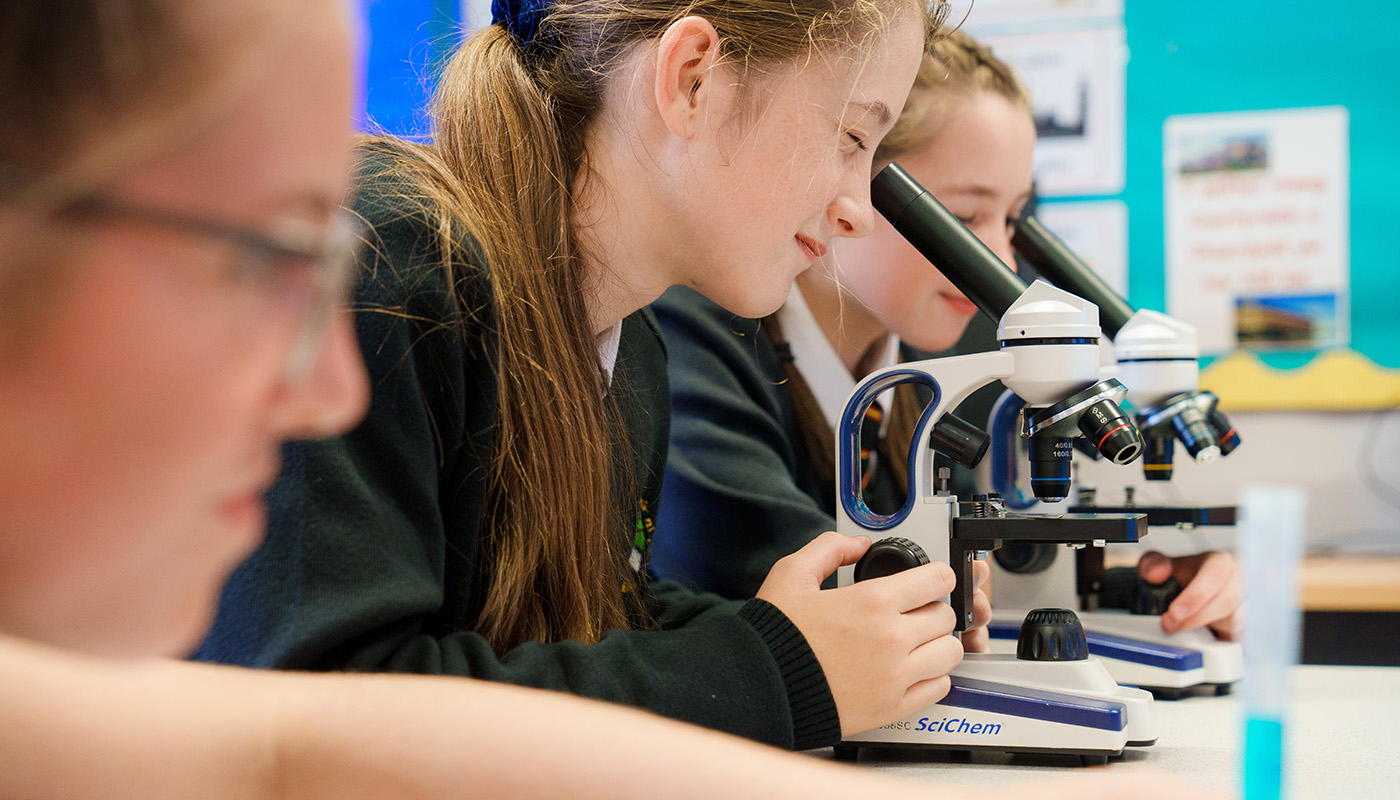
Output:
[5, 3, 1216, 798]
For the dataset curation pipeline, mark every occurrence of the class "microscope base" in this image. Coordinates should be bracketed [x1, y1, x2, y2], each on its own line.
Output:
[989, 610, 1243, 696]
[838, 653, 1156, 763]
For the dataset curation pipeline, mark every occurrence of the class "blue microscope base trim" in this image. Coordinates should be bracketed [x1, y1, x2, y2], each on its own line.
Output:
[988, 622, 1206, 672]
[942, 675, 1127, 732]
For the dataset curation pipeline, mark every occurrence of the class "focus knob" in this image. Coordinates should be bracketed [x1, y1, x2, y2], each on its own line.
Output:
[853, 537, 929, 582]
[1016, 608, 1088, 662]
[1132, 575, 1182, 616]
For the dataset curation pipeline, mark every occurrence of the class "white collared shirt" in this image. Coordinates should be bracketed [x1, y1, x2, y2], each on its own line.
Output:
[775, 283, 900, 434]
[596, 321, 623, 388]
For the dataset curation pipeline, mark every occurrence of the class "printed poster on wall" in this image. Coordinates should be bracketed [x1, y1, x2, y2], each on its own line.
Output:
[1164, 107, 1350, 354]
[980, 27, 1127, 197]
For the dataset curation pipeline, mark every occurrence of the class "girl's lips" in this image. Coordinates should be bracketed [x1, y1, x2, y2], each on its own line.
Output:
[795, 234, 826, 263]
[941, 292, 979, 317]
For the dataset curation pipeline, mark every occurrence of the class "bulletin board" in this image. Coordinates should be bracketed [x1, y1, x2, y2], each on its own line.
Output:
[968, 0, 1400, 409]
[1116, 3, 1400, 408]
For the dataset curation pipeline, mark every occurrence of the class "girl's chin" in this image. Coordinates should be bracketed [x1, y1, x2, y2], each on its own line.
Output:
[904, 321, 976, 354]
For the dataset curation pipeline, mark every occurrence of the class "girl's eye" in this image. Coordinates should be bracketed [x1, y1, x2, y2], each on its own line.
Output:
[955, 215, 975, 226]
[847, 132, 868, 152]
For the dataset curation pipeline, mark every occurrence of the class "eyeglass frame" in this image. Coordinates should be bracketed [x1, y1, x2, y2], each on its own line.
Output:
[0, 161, 364, 381]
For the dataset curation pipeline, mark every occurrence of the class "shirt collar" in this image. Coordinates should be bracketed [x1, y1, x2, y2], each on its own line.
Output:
[597, 320, 623, 387]
[776, 283, 901, 432]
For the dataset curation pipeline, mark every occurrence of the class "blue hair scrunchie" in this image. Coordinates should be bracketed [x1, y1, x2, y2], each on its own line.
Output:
[491, 0, 554, 57]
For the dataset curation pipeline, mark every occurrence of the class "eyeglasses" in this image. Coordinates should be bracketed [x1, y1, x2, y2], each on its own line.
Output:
[1, 163, 363, 381]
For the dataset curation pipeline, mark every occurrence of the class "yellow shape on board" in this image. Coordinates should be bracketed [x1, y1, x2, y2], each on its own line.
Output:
[1201, 348, 1400, 410]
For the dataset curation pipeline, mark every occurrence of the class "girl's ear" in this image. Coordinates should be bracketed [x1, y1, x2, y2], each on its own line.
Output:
[653, 16, 723, 140]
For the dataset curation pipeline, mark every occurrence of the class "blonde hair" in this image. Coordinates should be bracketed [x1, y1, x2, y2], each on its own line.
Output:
[878, 29, 1030, 161]
[373, 0, 943, 652]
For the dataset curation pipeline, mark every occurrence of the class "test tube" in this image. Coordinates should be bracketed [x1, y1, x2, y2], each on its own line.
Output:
[1239, 485, 1306, 800]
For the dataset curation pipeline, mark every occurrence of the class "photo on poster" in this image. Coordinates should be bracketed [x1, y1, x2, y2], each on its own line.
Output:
[1178, 134, 1269, 175]
[1235, 292, 1340, 350]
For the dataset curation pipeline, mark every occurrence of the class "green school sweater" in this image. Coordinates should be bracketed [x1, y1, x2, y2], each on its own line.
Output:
[195, 144, 840, 751]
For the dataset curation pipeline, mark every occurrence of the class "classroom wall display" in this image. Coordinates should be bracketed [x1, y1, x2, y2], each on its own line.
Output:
[961, 1, 1400, 409]
[953, 0, 1122, 32]
[964, 1, 1127, 198]
[1123, 5, 1400, 409]
[979, 27, 1127, 197]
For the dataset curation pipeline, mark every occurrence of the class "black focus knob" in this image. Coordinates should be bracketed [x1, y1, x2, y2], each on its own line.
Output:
[1132, 575, 1182, 616]
[992, 543, 1057, 575]
[853, 537, 929, 582]
[1016, 608, 1088, 662]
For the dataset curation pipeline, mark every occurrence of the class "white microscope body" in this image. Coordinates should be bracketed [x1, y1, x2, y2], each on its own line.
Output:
[983, 217, 1245, 698]
[836, 164, 1158, 762]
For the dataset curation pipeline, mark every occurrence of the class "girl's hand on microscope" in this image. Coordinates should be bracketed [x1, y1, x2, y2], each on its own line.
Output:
[1138, 550, 1242, 640]
[961, 559, 993, 654]
[755, 531, 965, 737]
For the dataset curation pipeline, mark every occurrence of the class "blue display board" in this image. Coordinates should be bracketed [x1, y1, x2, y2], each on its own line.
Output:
[357, 0, 461, 138]
[1116, 3, 1400, 369]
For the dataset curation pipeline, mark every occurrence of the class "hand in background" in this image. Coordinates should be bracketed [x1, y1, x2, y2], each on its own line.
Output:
[1138, 550, 1243, 640]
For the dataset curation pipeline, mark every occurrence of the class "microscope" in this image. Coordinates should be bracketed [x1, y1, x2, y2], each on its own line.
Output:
[832, 164, 1156, 763]
[981, 214, 1244, 698]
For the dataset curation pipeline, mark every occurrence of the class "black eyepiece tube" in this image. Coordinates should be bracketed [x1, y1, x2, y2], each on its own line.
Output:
[1011, 215, 1135, 338]
[872, 163, 1027, 320]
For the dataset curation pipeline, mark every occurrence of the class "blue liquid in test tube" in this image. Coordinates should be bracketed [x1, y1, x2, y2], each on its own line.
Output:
[1239, 486, 1305, 800]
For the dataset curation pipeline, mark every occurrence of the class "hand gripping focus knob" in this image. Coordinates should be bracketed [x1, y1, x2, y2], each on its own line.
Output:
[853, 537, 929, 582]
[1132, 575, 1182, 616]
[1016, 608, 1089, 662]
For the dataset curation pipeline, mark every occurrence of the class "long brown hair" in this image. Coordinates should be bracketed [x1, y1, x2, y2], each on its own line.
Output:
[373, 0, 941, 652]
[771, 29, 1030, 504]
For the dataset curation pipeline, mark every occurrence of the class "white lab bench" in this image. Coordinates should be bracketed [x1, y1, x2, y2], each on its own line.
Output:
[808, 666, 1400, 798]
